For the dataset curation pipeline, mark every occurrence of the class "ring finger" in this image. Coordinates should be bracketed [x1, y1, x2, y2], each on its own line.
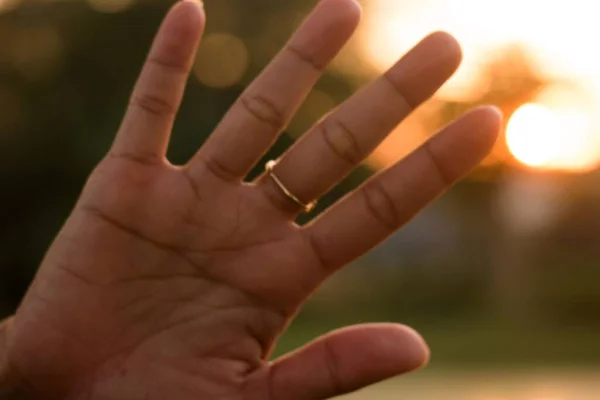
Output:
[256, 31, 462, 215]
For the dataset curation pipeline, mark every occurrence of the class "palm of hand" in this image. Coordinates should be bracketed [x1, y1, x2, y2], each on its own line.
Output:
[11, 155, 313, 399]
[2, 0, 501, 399]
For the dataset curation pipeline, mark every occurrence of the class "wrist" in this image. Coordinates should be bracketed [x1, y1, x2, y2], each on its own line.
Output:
[0, 317, 29, 399]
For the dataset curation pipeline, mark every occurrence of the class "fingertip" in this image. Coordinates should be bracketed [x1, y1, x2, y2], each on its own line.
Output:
[400, 325, 431, 369]
[373, 323, 430, 372]
[424, 30, 463, 69]
[321, 0, 362, 13]
[180, 0, 205, 13]
[468, 105, 504, 150]
[329, 323, 430, 374]
[316, 0, 363, 31]
[344, 0, 364, 26]
[425, 105, 503, 182]
[390, 30, 463, 106]
[290, 0, 361, 66]
[151, 0, 205, 66]
[481, 105, 504, 128]
[170, 0, 206, 34]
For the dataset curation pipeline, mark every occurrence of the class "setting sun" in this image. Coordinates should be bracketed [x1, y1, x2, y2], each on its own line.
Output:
[360, 0, 600, 172]
[506, 103, 600, 172]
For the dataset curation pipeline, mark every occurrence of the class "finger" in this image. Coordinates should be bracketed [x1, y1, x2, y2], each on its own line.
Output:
[258, 31, 462, 215]
[268, 324, 429, 399]
[110, 0, 205, 164]
[188, 0, 361, 184]
[305, 106, 502, 272]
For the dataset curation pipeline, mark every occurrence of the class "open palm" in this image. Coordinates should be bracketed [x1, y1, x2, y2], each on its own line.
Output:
[2, 0, 501, 398]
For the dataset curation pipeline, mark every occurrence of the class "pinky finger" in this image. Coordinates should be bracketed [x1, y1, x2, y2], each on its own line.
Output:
[110, 0, 205, 164]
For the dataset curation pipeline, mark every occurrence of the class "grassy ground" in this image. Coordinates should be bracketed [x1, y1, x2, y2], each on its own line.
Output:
[276, 313, 600, 398]
[275, 311, 600, 400]
[275, 311, 600, 367]
[340, 368, 600, 399]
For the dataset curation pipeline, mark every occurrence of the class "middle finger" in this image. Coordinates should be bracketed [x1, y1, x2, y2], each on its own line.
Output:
[257, 32, 462, 215]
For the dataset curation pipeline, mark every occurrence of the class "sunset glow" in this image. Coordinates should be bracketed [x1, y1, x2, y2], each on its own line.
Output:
[361, 0, 600, 102]
[361, 0, 600, 172]
[506, 103, 600, 171]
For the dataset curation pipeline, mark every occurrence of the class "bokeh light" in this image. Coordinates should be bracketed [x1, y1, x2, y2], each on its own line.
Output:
[194, 33, 249, 89]
[0, 0, 20, 14]
[288, 89, 336, 136]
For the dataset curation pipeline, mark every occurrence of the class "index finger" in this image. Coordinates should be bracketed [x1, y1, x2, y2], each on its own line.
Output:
[304, 106, 502, 272]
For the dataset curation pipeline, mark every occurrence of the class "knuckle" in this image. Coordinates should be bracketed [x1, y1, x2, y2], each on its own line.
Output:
[147, 56, 188, 76]
[108, 151, 161, 167]
[286, 44, 326, 72]
[361, 181, 400, 231]
[305, 230, 331, 273]
[382, 71, 417, 110]
[323, 339, 345, 396]
[321, 118, 364, 166]
[239, 94, 285, 130]
[423, 141, 453, 187]
[130, 92, 176, 117]
[201, 155, 238, 182]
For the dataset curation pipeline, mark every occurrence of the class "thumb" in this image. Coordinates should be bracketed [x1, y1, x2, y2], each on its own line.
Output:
[268, 323, 429, 399]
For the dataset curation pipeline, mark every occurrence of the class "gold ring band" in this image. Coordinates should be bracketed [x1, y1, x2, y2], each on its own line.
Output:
[265, 160, 317, 213]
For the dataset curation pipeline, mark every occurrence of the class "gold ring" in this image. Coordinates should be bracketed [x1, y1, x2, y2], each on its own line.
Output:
[265, 160, 317, 213]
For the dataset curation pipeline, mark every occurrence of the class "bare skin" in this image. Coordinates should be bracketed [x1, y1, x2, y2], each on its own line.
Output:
[0, 0, 502, 399]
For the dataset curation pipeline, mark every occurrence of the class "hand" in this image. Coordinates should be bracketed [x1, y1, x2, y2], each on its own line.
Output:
[0, 0, 501, 398]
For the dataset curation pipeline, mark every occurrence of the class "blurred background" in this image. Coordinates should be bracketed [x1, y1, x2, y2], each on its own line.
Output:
[2, 0, 600, 398]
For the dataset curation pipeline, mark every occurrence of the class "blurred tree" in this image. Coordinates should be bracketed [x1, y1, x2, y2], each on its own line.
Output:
[434, 45, 551, 323]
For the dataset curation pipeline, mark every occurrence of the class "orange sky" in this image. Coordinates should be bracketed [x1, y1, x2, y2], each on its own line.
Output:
[359, 0, 600, 172]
